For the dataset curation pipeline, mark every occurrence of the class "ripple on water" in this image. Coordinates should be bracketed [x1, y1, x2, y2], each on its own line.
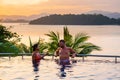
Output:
[0, 56, 120, 80]
[12, 77, 24, 80]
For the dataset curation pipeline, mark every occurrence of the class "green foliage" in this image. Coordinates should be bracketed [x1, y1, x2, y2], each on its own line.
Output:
[45, 31, 60, 53]
[28, 37, 48, 53]
[0, 42, 20, 54]
[0, 25, 20, 42]
[39, 40, 48, 53]
[17, 43, 29, 53]
[46, 27, 101, 54]
[29, 36, 33, 53]
[64, 27, 73, 47]
[37, 37, 48, 53]
[0, 25, 22, 54]
[79, 43, 101, 54]
[71, 33, 90, 52]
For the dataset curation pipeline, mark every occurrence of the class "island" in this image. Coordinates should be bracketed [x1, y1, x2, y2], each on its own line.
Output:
[29, 14, 120, 25]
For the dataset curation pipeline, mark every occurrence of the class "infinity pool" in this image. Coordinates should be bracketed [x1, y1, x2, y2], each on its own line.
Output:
[0, 56, 120, 80]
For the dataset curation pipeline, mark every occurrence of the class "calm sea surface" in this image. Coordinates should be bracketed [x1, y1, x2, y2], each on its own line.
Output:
[1, 23, 120, 55]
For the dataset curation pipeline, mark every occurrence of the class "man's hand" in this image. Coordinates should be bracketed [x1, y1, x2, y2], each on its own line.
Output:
[55, 47, 61, 57]
[71, 53, 76, 58]
[55, 55, 58, 57]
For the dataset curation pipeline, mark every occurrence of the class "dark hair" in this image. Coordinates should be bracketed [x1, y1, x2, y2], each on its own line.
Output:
[32, 43, 39, 51]
[59, 39, 65, 43]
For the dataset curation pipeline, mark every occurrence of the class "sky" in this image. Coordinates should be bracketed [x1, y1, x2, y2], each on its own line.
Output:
[0, 0, 120, 16]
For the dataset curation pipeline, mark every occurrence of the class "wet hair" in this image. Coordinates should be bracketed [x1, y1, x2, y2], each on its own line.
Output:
[32, 43, 39, 51]
[59, 39, 65, 43]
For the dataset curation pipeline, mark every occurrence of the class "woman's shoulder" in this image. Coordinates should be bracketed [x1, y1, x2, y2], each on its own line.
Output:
[32, 51, 40, 55]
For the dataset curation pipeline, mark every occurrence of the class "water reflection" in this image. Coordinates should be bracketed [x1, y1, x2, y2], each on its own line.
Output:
[0, 56, 120, 80]
[54, 59, 78, 78]
[34, 71, 39, 80]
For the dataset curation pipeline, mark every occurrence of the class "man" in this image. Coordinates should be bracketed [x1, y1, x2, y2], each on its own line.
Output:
[55, 40, 76, 77]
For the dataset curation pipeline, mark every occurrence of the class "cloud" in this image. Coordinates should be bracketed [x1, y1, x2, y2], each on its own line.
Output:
[1, 0, 48, 5]
[0, 0, 120, 16]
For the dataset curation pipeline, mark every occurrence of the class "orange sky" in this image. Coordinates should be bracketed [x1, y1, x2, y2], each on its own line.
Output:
[0, 0, 120, 16]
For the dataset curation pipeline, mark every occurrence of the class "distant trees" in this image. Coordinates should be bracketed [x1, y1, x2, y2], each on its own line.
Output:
[29, 14, 120, 25]
[117, 18, 120, 25]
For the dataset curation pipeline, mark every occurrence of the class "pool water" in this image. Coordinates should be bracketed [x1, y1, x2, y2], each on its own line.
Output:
[0, 56, 120, 80]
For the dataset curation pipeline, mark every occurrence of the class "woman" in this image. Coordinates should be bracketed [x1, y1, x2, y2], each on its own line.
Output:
[32, 43, 42, 71]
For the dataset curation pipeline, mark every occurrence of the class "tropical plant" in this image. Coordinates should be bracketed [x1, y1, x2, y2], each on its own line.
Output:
[0, 42, 21, 54]
[0, 25, 21, 53]
[17, 43, 29, 53]
[45, 27, 101, 54]
[44, 28, 64, 53]
[29, 37, 48, 53]
[38, 38, 48, 53]
[45, 31, 60, 53]
[29, 36, 33, 53]
[64, 27, 73, 47]
[0, 25, 20, 42]
[79, 43, 101, 54]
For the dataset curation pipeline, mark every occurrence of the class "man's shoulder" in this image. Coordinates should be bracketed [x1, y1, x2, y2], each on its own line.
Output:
[66, 47, 72, 50]
[66, 47, 75, 53]
[56, 47, 61, 51]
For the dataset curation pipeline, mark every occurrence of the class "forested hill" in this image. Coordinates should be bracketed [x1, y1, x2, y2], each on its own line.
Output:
[29, 14, 120, 25]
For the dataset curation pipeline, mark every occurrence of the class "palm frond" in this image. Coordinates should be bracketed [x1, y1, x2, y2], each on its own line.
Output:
[72, 33, 90, 49]
[45, 31, 60, 53]
[29, 36, 33, 53]
[45, 26, 101, 55]
[45, 31, 59, 43]
[64, 27, 73, 47]
[79, 43, 101, 54]
[17, 43, 29, 53]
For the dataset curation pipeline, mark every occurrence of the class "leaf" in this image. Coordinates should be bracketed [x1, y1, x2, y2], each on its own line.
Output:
[29, 36, 33, 53]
